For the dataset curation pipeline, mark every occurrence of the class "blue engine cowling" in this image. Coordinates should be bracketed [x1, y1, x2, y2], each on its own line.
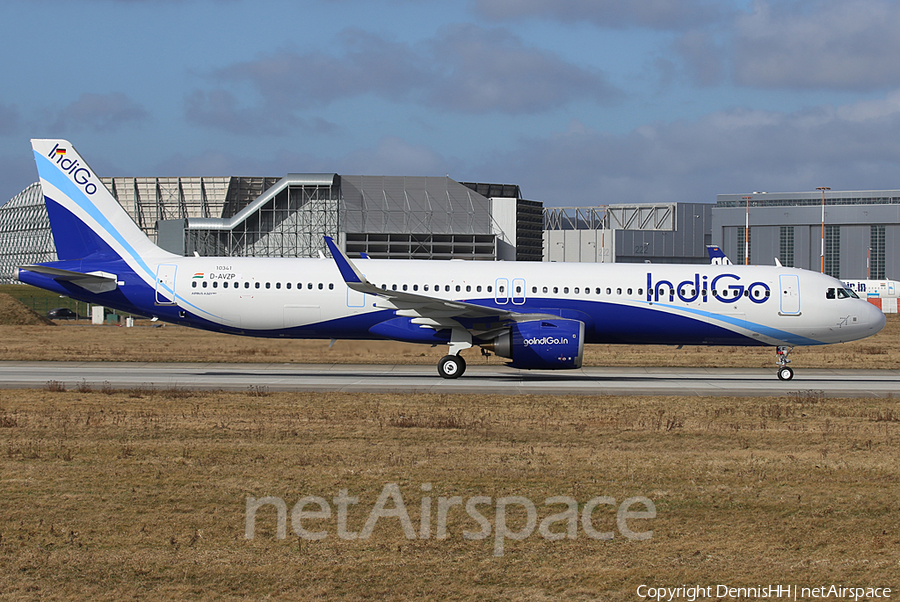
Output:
[484, 319, 584, 370]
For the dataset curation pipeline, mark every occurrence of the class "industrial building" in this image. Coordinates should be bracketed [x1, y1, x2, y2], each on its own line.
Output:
[0, 174, 543, 284]
[2, 170, 897, 285]
[543, 202, 713, 264]
[713, 191, 900, 279]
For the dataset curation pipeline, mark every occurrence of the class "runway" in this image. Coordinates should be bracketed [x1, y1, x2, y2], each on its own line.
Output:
[1, 361, 898, 397]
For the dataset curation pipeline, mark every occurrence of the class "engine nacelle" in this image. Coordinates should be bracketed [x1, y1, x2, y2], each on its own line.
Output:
[483, 319, 584, 370]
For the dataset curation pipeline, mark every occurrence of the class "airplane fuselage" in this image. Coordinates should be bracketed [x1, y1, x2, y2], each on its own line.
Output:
[18, 255, 883, 348]
[17, 138, 888, 380]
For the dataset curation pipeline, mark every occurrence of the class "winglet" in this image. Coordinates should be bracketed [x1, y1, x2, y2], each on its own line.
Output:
[324, 236, 366, 285]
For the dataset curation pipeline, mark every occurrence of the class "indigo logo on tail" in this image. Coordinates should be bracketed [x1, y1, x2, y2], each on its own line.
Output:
[48, 143, 97, 195]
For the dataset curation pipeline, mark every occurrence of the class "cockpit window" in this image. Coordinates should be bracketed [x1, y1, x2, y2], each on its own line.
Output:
[827, 287, 860, 299]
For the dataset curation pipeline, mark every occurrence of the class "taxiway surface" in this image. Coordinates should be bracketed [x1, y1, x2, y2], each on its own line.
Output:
[1, 361, 898, 397]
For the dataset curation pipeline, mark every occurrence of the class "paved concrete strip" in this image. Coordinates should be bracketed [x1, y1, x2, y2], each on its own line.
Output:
[1, 361, 898, 398]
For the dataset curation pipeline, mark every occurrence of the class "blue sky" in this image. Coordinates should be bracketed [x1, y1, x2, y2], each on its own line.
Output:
[3, 0, 900, 207]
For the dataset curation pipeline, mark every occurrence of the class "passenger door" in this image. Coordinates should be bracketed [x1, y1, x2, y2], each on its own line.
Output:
[155, 264, 178, 306]
[779, 274, 800, 315]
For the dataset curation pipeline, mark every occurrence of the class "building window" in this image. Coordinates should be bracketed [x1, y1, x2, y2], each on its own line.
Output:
[779, 226, 794, 267]
[871, 225, 886, 279]
[825, 225, 840, 278]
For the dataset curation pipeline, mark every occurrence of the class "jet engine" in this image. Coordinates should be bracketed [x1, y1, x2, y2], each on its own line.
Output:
[482, 318, 584, 370]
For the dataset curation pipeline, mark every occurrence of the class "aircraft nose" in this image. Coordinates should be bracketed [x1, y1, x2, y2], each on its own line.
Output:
[863, 300, 887, 335]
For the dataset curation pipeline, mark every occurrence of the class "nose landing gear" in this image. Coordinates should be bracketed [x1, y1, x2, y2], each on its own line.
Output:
[776, 345, 794, 380]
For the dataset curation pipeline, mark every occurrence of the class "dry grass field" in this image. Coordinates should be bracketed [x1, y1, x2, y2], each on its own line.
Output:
[0, 314, 897, 370]
[0, 388, 898, 600]
[1, 293, 898, 599]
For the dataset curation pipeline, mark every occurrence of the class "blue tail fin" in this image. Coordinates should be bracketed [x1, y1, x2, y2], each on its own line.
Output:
[31, 139, 168, 262]
[706, 245, 732, 266]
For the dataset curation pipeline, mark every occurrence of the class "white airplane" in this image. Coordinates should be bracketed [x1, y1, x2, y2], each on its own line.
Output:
[16, 140, 886, 381]
[841, 279, 899, 299]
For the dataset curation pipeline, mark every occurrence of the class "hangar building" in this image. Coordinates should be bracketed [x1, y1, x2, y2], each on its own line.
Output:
[2, 172, 898, 284]
[713, 191, 900, 279]
[0, 174, 543, 284]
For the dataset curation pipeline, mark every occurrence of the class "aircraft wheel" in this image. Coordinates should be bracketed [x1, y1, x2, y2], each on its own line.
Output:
[438, 355, 464, 379]
[777, 366, 794, 381]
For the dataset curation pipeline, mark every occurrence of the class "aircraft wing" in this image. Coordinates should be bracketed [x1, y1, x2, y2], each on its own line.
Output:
[324, 237, 553, 335]
[16, 265, 118, 294]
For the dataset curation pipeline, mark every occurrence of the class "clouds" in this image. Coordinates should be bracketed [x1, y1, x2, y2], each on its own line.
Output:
[424, 25, 621, 113]
[0, 104, 20, 136]
[661, 0, 900, 91]
[470, 0, 725, 31]
[185, 23, 622, 135]
[7, 0, 900, 210]
[732, 0, 900, 90]
[49, 93, 149, 133]
[482, 93, 900, 206]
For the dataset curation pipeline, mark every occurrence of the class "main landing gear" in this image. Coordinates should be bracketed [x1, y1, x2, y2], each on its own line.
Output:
[438, 354, 466, 379]
[437, 328, 472, 379]
[776, 345, 794, 381]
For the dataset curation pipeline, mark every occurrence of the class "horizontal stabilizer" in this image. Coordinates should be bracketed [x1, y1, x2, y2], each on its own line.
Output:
[17, 265, 118, 294]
